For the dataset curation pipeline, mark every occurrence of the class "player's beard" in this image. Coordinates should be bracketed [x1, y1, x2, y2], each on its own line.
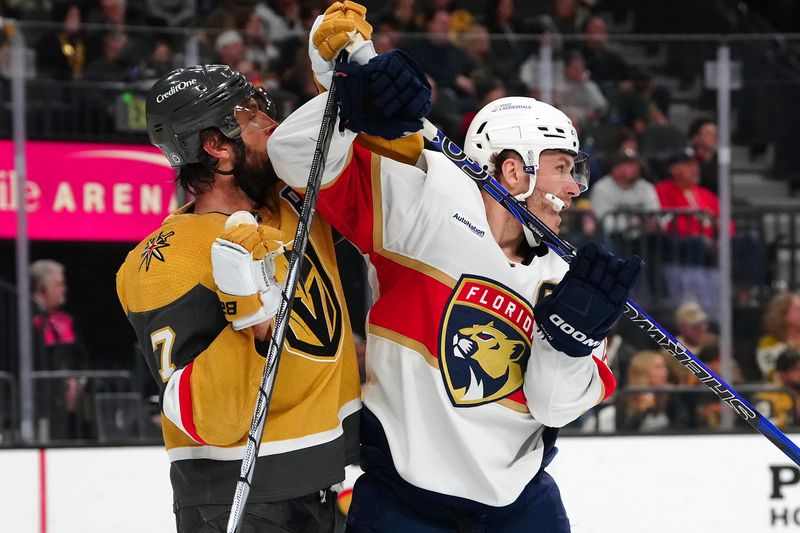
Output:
[233, 142, 278, 210]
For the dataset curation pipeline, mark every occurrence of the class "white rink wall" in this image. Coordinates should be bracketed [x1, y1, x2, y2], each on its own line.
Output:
[1, 434, 798, 533]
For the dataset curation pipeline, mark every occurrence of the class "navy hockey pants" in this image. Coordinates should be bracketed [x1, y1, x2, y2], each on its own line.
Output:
[345, 468, 569, 533]
[346, 409, 570, 533]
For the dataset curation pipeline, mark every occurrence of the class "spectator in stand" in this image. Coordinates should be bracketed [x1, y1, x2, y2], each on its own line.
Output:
[670, 301, 719, 384]
[675, 302, 718, 361]
[612, 68, 667, 134]
[459, 23, 501, 81]
[556, 50, 608, 125]
[691, 342, 745, 428]
[534, 0, 591, 55]
[30, 260, 93, 441]
[402, 9, 475, 108]
[242, 8, 280, 76]
[214, 29, 246, 69]
[756, 291, 800, 382]
[372, 14, 402, 54]
[136, 36, 177, 81]
[617, 350, 690, 431]
[589, 147, 659, 236]
[377, 0, 422, 32]
[538, 0, 591, 36]
[271, 1, 325, 80]
[35, 2, 86, 80]
[688, 118, 719, 193]
[755, 349, 800, 429]
[85, 0, 142, 66]
[456, 77, 506, 142]
[83, 30, 134, 82]
[580, 15, 630, 94]
[256, 0, 304, 44]
[484, 0, 527, 81]
[655, 147, 719, 239]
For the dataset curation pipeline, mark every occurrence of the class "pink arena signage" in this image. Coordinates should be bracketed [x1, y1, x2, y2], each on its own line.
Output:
[0, 140, 179, 242]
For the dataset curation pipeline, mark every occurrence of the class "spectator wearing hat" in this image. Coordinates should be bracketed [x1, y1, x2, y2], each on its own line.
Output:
[589, 147, 660, 236]
[675, 302, 717, 353]
[214, 29, 245, 69]
[668, 301, 719, 383]
[655, 147, 720, 239]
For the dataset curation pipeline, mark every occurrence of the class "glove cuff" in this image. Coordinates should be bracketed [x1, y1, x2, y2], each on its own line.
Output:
[216, 290, 264, 328]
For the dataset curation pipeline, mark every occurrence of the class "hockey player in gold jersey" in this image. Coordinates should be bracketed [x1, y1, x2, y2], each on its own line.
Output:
[116, 62, 362, 532]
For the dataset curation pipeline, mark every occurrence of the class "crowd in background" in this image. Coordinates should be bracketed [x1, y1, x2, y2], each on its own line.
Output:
[1, 0, 799, 442]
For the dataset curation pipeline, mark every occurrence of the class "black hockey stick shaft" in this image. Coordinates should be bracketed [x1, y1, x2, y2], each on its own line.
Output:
[226, 56, 344, 533]
[421, 118, 800, 466]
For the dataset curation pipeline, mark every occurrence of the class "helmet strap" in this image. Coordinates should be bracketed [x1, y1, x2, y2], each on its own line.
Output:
[514, 166, 536, 202]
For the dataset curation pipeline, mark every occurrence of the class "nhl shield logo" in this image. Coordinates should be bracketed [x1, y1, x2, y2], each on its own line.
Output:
[439, 275, 534, 407]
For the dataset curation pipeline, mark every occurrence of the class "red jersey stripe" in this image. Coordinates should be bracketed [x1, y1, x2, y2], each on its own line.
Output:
[369, 252, 452, 360]
[178, 362, 207, 445]
[593, 355, 617, 400]
[316, 144, 376, 253]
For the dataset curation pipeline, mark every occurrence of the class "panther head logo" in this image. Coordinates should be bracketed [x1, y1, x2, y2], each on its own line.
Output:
[448, 321, 527, 404]
[439, 276, 534, 408]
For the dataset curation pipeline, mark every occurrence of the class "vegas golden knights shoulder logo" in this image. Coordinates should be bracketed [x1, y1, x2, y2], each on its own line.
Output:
[438, 275, 534, 407]
[139, 231, 174, 271]
[279, 186, 343, 361]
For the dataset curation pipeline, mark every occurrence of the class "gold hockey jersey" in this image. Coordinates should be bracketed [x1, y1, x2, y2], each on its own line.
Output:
[116, 183, 361, 507]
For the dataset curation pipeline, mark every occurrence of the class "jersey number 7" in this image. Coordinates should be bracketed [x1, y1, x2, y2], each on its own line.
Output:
[151, 327, 176, 382]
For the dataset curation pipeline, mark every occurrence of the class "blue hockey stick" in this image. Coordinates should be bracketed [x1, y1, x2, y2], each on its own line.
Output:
[421, 118, 800, 466]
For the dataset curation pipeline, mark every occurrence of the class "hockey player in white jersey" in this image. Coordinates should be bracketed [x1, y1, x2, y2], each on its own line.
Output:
[269, 4, 641, 531]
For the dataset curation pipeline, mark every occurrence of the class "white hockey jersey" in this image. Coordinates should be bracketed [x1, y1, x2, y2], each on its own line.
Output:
[269, 94, 615, 507]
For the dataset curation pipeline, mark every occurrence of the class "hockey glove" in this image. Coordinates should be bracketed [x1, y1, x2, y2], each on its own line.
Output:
[333, 49, 432, 139]
[313, 1, 372, 61]
[211, 212, 289, 331]
[533, 243, 642, 357]
[309, 2, 376, 90]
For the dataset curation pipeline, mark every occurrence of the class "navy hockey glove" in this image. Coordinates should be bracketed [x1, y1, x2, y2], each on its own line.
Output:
[533, 243, 642, 357]
[333, 49, 432, 139]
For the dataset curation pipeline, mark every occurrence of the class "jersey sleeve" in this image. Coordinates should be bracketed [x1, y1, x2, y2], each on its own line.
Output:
[268, 93, 425, 256]
[117, 233, 268, 446]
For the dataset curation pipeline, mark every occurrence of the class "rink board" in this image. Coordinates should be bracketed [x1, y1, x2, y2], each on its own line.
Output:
[1, 433, 798, 532]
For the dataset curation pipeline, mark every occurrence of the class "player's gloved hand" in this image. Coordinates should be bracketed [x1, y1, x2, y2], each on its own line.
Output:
[211, 212, 289, 331]
[533, 243, 642, 357]
[333, 49, 432, 139]
[310, 1, 376, 90]
[313, 1, 372, 60]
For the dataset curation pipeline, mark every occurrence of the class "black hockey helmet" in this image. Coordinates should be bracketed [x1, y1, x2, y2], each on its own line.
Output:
[146, 64, 276, 167]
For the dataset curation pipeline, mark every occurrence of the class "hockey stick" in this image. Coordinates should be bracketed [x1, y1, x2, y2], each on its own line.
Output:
[226, 56, 344, 533]
[420, 118, 800, 467]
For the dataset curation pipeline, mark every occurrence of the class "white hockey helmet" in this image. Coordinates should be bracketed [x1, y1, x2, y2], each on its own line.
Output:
[464, 96, 589, 196]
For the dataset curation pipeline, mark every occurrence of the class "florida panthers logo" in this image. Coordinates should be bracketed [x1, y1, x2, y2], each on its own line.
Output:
[439, 276, 534, 407]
